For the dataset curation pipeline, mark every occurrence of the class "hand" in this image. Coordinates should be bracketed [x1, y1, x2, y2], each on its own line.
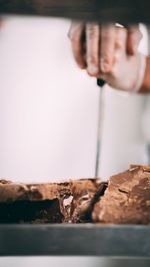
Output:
[98, 27, 146, 92]
[68, 22, 143, 78]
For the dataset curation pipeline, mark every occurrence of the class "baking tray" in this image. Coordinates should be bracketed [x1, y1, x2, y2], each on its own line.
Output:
[0, 224, 150, 257]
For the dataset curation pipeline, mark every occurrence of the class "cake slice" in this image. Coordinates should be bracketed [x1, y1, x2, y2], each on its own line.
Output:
[0, 178, 106, 224]
[92, 165, 150, 224]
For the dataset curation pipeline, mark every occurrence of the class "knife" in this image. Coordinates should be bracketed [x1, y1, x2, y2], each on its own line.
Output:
[95, 79, 105, 177]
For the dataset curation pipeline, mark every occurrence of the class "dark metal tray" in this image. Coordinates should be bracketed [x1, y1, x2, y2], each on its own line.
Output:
[0, 224, 150, 257]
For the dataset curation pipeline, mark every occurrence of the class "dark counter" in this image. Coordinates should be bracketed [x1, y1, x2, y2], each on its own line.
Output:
[0, 0, 150, 23]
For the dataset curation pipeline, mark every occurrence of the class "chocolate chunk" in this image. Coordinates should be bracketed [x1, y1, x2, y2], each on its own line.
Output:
[92, 165, 150, 224]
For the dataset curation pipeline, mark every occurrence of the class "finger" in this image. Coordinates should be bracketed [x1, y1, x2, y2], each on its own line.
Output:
[68, 22, 86, 69]
[100, 23, 116, 73]
[114, 27, 127, 63]
[115, 27, 127, 51]
[86, 23, 100, 77]
[127, 24, 143, 55]
[0, 18, 3, 27]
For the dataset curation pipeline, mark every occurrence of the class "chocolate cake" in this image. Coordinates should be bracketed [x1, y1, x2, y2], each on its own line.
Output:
[1, 165, 150, 224]
[92, 165, 150, 224]
[0, 178, 106, 224]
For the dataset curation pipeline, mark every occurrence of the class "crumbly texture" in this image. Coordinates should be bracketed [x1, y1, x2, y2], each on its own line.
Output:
[1, 165, 150, 225]
[0, 178, 106, 224]
[92, 165, 150, 224]
[70, 180, 107, 223]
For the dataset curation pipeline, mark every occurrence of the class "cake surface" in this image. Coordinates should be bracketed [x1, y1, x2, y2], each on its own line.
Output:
[92, 165, 150, 224]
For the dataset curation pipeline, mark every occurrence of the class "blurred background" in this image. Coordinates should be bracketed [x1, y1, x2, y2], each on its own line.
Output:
[0, 16, 99, 182]
[0, 16, 150, 266]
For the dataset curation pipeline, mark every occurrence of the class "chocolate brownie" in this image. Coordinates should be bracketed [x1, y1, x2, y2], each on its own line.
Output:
[92, 165, 150, 224]
[0, 178, 105, 223]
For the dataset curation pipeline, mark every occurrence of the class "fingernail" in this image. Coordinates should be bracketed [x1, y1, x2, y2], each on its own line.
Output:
[87, 64, 99, 75]
[80, 64, 86, 70]
[100, 59, 110, 73]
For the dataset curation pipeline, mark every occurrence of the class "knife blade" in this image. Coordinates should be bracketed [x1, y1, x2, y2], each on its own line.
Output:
[95, 79, 105, 177]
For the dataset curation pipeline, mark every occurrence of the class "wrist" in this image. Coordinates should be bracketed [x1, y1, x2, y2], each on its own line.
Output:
[138, 56, 150, 93]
